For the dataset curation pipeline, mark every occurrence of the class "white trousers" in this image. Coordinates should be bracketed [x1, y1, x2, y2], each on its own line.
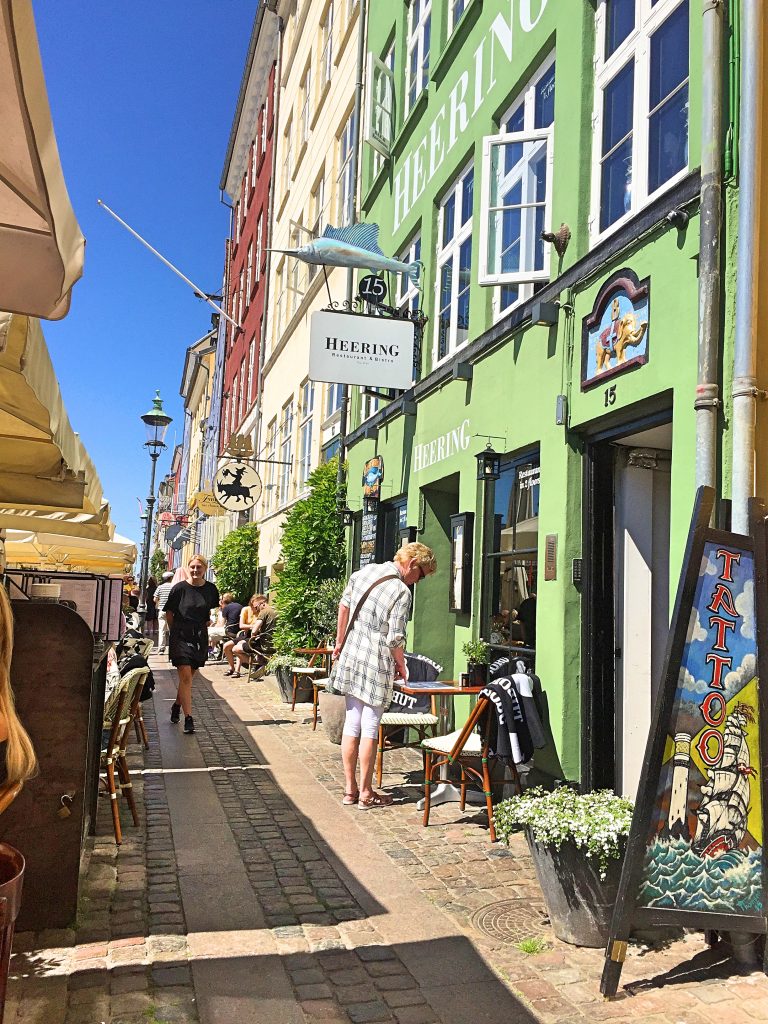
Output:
[157, 610, 169, 650]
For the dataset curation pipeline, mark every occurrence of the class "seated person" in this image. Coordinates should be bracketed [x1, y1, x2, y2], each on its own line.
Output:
[232, 600, 277, 681]
[208, 593, 242, 653]
[223, 594, 265, 678]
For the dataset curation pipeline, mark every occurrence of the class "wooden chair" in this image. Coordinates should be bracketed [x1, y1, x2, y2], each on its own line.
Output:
[291, 649, 329, 716]
[376, 698, 439, 787]
[421, 696, 522, 842]
[100, 667, 149, 844]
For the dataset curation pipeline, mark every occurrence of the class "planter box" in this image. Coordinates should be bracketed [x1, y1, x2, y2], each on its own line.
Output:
[526, 831, 624, 947]
[319, 690, 346, 745]
[274, 665, 314, 704]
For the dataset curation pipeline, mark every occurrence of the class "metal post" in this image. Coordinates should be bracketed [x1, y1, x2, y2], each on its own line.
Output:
[731, 0, 760, 534]
[137, 452, 160, 630]
[695, 0, 725, 500]
[336, 0, 368, 506]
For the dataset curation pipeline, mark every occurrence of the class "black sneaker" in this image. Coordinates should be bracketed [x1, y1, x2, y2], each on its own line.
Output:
[183, 715, 195, 734]
[170, 702, 181, 724]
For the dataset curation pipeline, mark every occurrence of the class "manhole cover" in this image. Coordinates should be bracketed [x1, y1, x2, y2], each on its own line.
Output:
[471, 899, 549, 943]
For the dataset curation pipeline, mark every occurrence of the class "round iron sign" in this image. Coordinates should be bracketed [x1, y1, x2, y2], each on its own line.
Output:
[214, 461, 262, 512]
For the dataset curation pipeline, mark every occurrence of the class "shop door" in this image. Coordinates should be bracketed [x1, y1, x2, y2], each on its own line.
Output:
[583, 420, 671, 795]
[613, 427, 671, 799]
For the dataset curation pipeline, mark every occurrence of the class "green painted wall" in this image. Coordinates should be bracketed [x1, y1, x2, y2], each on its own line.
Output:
[347, 0, 706, 785]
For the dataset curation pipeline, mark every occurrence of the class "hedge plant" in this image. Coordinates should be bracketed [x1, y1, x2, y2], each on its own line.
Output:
[210, 522, 260, 603]
[271, 458, 346, 654]
[150, 547, 167, 582]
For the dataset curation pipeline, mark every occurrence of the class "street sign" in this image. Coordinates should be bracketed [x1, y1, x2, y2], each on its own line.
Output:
[601, 487, 768, 996]
[213, 461, 262, 512]
[309, 309, 415, 390]
[191, 490, 228, 517]
[358, 274, 387, 305]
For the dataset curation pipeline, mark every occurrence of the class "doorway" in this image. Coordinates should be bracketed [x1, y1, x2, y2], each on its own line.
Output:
[583, 421, 672, 797]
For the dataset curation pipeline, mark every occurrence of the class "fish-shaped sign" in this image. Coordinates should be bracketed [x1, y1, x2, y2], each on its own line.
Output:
[268, 223, 421, 283]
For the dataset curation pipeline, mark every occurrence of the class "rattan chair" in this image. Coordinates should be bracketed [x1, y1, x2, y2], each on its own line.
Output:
[101, 666, 149, 844]
[421, 696, 522, 842]
[376, 701, 439, 787]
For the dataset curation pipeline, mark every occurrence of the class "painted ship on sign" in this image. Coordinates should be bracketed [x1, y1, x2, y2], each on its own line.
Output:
[692, 705, 756, 859]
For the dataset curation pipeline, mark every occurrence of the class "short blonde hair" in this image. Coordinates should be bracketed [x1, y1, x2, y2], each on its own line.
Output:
[394, 541, 437, 575]
[188, 553, 208, 569]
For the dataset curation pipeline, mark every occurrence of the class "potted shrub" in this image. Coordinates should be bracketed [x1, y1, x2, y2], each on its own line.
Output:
[266, 653, 310, 703]
[494, 786, 634, 948]
[462, 638, 490, 686]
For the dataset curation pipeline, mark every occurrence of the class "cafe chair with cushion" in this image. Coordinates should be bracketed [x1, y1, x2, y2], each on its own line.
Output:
[100, 666, 149, 844]
[290, 648, 330, 713]
[421, 696, 522, 842]
[376, 701, 439, 787]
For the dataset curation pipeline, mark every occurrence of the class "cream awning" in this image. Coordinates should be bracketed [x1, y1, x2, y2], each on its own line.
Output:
[0, 312, 112, 539]
[4, 530, 137, 572]
[0, 0, 85, 319]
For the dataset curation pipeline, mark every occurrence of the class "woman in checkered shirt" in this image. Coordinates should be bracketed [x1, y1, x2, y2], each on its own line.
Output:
[332, 542, 436, 810]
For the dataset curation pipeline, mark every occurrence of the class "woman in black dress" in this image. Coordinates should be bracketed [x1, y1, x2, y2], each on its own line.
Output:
[164, 554, 219, 734]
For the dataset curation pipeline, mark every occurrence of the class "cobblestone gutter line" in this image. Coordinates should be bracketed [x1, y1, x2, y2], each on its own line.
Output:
[191, 682, 445, 1024]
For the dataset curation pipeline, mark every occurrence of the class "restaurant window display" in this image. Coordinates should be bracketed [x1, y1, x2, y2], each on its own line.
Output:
[486, 452, 540, 657]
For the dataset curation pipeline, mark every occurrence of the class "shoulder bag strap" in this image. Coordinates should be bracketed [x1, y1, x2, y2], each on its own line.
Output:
[338, 573, 399, 655]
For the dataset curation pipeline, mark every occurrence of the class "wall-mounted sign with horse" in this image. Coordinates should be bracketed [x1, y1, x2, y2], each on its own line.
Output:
[213, 461, 262, 512]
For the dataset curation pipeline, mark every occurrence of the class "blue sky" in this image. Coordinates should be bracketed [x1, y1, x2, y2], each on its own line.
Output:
[34, 1, 255, 552]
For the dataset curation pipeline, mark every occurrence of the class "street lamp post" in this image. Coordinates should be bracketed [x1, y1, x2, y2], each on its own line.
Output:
[137, 391, 172, 631]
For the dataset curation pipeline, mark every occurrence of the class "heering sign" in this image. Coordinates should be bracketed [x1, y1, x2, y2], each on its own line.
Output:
[413, 419, 471, 473]
[393, 0, 550, 230]
[309, 310, 415, 390]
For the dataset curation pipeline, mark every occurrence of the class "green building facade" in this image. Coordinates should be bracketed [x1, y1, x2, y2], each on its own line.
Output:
[345, 0, 709, 794]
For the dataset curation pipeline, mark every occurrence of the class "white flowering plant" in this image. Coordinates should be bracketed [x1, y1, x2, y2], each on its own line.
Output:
[493, 787, 634, 880]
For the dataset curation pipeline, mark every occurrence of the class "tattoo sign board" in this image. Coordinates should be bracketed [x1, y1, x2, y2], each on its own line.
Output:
[601, 488, 768, 996]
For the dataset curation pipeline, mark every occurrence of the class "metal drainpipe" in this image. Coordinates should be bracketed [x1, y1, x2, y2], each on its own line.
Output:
[336, 0, 368, 506]
[695, 0, 725, 499]
[731, 0, 760, 534]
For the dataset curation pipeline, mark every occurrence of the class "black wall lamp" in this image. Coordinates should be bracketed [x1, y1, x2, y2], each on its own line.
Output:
[475, 443, 501, 482]
[363, 496, 379, 515]
[339, 507, 355, 527]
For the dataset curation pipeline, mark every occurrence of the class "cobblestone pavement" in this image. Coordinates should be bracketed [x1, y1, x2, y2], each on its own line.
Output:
[7, 663, 768, 1024]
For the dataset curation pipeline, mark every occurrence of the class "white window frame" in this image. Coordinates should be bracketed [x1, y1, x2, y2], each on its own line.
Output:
[398, 233, 422, 317]
[298, 380, 315, 485]
[265, 418, 277, 511]
[260, 104, 268, 154]
[301, 64, 312, 145]
[250, 140, 257, 189]
[279, 401, 294, 505]
[255, 215, 263, 284]
[336, 112, 355, 226]
[326, 381, 343, 419]
[320, 1, 334, 86]
[365, 50, 395, 159]
[406, 0, 431, 115]
[590, 0, 690, 243]
[434, 165, 473, 365]
[449, 0, 467, 34]
[235, 201, 241, 243]
[284, 115, 294, 186]
[246, 242, 253, 299]
[274, 258, 287, 344]
[288, 221, 305, 314]
[238, 269, 245, 324]
[247, 337, 256, 409]
[478, 126, 553, 288]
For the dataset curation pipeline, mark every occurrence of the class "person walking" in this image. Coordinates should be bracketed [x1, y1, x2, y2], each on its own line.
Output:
[332, 541, 436, 809]
[164, 554, 219, 734]
[145, 576, 158, 641]
[154, 571, 175, 654]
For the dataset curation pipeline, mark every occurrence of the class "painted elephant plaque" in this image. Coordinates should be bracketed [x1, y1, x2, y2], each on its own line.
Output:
[582, 269, 650, 390]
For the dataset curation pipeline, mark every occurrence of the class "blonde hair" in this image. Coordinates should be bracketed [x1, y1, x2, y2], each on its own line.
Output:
[0, 586, 38, 785]
[249, 593, 266, 610]
[188, 554, 208, 569]
[395, 541, 437, 575]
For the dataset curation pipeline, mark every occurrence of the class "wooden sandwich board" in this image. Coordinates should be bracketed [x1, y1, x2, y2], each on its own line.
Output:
[601, 487, 768, 996]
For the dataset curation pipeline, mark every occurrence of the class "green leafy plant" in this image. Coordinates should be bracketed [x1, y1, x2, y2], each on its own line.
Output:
[494, 787, 634, 880]
[210, 523, 260, 603]
[515, 937, 548, 955]
[311, 577, 346, 646]
[266, 653, 309, 671]
[149, 547, 167, 582]
[271, 458, 346, 654]
[462, 638, 490, 665]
